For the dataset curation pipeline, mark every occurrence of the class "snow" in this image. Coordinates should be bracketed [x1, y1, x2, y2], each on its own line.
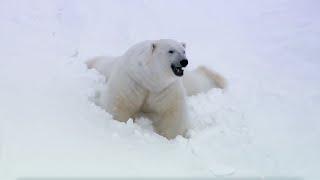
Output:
[0, 0, 319, 179]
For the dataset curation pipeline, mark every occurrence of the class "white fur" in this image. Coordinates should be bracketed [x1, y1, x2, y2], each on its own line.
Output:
[89, 39, 190, 139]
[182, 66, 226, 96]
[87, 57, 226, 96]
[86, 39, 226, 139]
[86, 56, 116, 81]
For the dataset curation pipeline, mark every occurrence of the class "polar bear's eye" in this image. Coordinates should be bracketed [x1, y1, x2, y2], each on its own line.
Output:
[168, 50, 175, 54]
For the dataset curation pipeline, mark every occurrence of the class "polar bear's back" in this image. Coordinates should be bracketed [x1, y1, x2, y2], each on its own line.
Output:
[182, 66, 226, 96]
[123, 40, 152, 58]
[86, 56, 117, 80]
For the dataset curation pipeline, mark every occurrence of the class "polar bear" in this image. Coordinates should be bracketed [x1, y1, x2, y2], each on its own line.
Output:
[87, 39, 226, 139]
[87, 56, 226, 96]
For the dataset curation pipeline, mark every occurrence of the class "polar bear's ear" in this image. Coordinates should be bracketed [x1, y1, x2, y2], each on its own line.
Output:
[181, 42, 186, 49]
[152, 43, 156, 53]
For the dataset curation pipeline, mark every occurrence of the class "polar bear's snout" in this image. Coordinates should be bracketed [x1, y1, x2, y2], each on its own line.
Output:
[171, 58, 188, 77]
[180, 59, 188, 67]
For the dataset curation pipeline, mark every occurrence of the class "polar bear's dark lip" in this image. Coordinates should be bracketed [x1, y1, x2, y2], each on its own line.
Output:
[171, 64, 184, 77]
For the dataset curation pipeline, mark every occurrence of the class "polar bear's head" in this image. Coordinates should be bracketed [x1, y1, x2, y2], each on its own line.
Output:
[149, 39, 188, 77]
[125, 39, 189, 91]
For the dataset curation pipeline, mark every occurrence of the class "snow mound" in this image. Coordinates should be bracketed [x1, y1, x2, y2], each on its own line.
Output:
[1, 0, 319, 179]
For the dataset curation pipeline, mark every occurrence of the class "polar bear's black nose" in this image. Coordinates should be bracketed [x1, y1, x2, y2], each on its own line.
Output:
[180, 59, 188, 67]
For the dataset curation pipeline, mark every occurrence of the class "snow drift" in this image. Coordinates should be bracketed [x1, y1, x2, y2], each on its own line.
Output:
[0, 0, 319, 179]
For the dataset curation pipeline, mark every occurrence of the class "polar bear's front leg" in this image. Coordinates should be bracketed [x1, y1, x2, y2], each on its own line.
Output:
[147, 81, 189, 139]
[100, 72, 147, 122]
[153, 106, 189, 139]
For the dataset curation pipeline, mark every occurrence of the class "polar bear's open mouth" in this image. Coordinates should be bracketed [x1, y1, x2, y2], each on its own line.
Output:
[171, 64, 184, 77]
